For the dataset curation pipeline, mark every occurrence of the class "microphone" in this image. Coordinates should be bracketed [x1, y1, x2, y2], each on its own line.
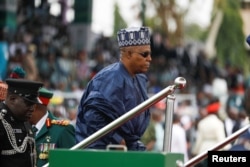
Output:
[247, 35, 250, 46]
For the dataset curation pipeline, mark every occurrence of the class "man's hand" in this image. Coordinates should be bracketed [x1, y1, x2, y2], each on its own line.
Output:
[120, 139, 126, 146]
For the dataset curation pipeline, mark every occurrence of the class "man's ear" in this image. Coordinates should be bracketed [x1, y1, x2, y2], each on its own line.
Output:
[121, 50, 131, 60]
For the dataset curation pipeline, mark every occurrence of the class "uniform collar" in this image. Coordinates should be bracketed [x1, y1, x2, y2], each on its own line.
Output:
[35, 111, 49, 134]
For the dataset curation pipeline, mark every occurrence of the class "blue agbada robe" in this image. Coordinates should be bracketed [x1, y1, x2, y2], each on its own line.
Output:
[75, 62, 150, 151]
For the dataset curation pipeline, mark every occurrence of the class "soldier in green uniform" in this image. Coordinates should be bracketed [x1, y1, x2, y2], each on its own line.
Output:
[0, 78, 43, 167]
[29, 87, 76, 167]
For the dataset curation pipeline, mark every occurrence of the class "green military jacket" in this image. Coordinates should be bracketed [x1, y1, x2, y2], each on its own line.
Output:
[35, 111, 75, 167]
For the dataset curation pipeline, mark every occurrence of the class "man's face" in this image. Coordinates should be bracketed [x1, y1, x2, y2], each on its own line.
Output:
[126, 45, 152, 74]
[9, 95, 36, 121]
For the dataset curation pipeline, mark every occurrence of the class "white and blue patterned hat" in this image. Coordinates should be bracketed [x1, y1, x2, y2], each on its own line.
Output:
[117, 27, 151, 48]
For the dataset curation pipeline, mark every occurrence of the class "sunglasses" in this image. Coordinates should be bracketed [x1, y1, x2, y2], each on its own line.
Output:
[131, 51, 151, 58]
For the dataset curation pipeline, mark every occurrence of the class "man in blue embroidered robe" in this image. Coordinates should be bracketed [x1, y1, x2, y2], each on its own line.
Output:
[76, 27, 152, 151]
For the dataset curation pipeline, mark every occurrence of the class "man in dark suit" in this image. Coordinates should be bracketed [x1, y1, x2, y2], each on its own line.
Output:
[0, 78, 43, 167]
[29, 87, 75, 167]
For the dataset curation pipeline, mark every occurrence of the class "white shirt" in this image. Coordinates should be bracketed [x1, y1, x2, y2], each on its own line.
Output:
[171, 123, 189, 162]
[153, 122, 164, 152]
[34, 111, 49, 135]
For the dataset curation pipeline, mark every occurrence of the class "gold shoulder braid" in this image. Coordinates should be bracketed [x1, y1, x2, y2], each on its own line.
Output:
[38, 117, 70, 160]
[51, 119, 70, 125]
[0, 109, 37, 167]
[38, 118, 70, 160]
[45, 118, 70, 127]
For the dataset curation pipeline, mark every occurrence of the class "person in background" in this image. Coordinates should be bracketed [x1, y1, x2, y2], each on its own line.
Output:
[74, 50, 91, 88]
[75, 27, 152, 151]
[0, 66, 26, 102]
[0, 81, 7, 102]
[22, 44, 38, 81]
[192, 97, 229, 167]
[0, 78, 43, 167]
[151, 108, 164, 152]
[0, 28, 8, 81]
[228, 36, 250, 151]
[29, 87, 75, 167]
[229, 86, 250, 151]
[141, 115, 156, 151]
[171, 113, 189, 162]
[9, 66, 26, 79]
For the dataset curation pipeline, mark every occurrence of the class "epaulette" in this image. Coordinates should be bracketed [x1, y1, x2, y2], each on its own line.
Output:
[46, 118, 70, 128]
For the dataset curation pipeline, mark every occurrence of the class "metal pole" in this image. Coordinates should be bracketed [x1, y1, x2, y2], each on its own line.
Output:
[42, 77, 186, 167]
[185, 124, 250, 167]
[163, 94, 176, 152]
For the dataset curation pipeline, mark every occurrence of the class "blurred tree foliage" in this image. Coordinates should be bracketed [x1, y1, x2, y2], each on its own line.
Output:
[113, 0, 248, 74]
[184, 24, 208, 42]
[215, 0, 249, 74]
[140, 0, 249, 74]
[143, 0, 193, 45]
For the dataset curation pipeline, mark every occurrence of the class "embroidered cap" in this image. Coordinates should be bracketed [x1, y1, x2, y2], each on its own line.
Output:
[38, 87, 54, 106]
[6, 78, 43, 104]
[117, 27, 151, 48]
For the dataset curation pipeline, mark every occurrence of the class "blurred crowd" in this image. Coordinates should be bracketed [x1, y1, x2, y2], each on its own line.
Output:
[0, 2, 250, 165]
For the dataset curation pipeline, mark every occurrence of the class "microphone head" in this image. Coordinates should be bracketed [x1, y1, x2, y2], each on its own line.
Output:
[247, 35, 250, 46]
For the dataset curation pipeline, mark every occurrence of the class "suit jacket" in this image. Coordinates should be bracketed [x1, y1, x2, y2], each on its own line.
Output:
[35, 111, 75, 167]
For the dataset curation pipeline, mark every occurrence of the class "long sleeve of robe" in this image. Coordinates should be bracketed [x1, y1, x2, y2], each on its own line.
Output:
[75, 62, 150, 151]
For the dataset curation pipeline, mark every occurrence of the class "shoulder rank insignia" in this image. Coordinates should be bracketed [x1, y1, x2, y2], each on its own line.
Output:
[46, 118, 70, 128]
